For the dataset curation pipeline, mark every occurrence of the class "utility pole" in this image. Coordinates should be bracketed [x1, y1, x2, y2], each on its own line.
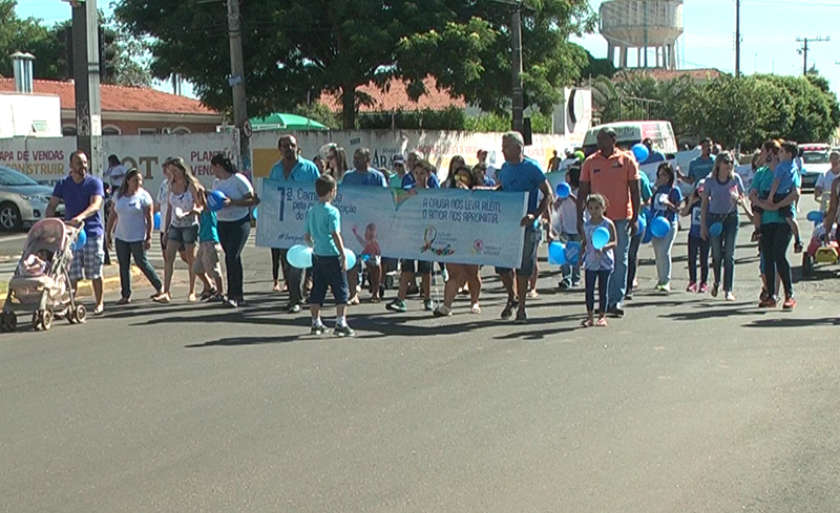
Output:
[735, 0, 741, 77]
[796, 36, 830, 75]
[643, 0, 648, 68]
[511, 1, 524, 134]
[227, 0, 251, 173]
[69, 0, 102, 175]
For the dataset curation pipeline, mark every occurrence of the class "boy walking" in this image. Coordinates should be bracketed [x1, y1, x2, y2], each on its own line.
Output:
[305, 175, 354, 337]
[194, 191, 224, 301]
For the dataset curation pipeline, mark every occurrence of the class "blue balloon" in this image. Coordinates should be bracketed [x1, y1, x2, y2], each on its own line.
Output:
[74, 228, 87, 251]
[153, 211, 161, 230]
[252, 207, 258, 220]
[592, 226, 610, 250]
[564, 241, 581, 266]
[548, 241, 566, 265]
[344, 248, 357, 269]
[208, 190, 228, 212]
[650, 216, 671, 238]
[632, 143, 650, 163]
[709, 222, 723, 237]
[555, 182, 571, 199]
[286, 244, 313, 269]
[636, 214, 647, 236]
[806, 210, 824, 223]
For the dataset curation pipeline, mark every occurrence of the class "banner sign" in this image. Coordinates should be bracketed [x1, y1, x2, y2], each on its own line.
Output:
[255, 179, 528, 267]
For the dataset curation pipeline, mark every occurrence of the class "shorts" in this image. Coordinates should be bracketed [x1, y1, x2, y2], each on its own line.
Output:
[400, 259, 432, 274]
[70, 234, 104, 281]
[309, 255, 349, 305]
[193, 241, 223, 279]
[495, 228, 541, 276]
[167, 225, 199, 245]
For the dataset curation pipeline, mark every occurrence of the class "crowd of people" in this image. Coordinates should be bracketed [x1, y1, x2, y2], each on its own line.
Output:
[42, 128, 840, 335]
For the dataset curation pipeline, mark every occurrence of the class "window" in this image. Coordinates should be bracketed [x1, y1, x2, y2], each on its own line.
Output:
[62, 125, 77, 136]
[102, 125, 122, 135]
[138, 128, 157, 135]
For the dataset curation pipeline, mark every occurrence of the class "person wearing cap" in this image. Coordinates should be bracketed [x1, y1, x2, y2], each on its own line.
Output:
[577, 127, 641, 318]
[389, 155, 408, 189]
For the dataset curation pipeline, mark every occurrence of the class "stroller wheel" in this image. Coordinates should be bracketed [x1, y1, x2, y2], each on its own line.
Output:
[40, 310, 53, 331]
[74, 304, 87, 324]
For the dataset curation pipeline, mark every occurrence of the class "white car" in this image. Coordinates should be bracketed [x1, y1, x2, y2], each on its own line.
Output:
[0, 166, 64, 231]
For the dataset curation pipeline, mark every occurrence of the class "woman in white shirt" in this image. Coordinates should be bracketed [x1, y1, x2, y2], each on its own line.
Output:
[105, 168, 165, 304]
[210, 154, 259, 308]
[160, 157, 203, 303]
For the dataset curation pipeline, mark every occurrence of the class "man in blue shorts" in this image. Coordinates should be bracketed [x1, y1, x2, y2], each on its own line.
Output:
[495, 131, 552, 323]
[46, 150, 106, 315]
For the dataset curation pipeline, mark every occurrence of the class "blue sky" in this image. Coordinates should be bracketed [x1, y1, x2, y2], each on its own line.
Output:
[16, 0, 840, 98]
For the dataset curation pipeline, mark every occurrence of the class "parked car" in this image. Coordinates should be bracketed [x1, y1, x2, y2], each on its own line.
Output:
[798, 143, 831, 190]
[0, 166, 64, 231]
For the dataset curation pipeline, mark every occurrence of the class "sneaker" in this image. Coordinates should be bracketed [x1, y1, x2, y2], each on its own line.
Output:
[658, 283, 671, 294]
[470, 303, 481, 314]
[782, 297, 797, 310]
[724, 291, 736, 301]
[224, 297, 238, 308]
[333, 324, 356, 337]
[514, 310, 528, 324]
[386, 299, 407, 312]
[624, 293, 633, 301]
[286, 303, 301, 314]
[606, 306, 625, 318]
[758, 297, 777, 308]
[500, 301, 515, 320]
[310, 323, 326, 335]
[686, 282, 697, 293]
[423, 298, 435, 311]
[558, 281, 570, 290]
[711, 283, 719, 298]
[699, 283, 709, 294]
[433, 304, 452, 317]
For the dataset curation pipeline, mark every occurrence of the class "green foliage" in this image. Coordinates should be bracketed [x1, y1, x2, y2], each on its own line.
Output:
[0, 1, 150, 86]
[580, 49, 615, 79]
[594, 70, 840, 149]
[359, 107, 467, 130]
[464, 111, 552, 133]
[115, 0, 594, 128]
[293, 103, 341, 130]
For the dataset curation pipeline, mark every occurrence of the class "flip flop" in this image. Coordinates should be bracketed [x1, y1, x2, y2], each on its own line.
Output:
[580, 318, 594, 328]
[152, 294, 171, 304]
[595, 317, 608, 327]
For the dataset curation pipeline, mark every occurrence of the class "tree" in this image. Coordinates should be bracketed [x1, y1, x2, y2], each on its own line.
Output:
[115, 0, 595, 128]
[0, 1, 150, 87]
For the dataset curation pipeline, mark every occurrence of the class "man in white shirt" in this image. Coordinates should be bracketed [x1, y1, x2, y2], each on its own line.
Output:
[102, 154, 127, 265]
[815, 151, 840, 211]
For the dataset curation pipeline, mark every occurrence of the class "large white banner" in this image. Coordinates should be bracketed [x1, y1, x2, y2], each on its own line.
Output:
[255, 179, 528, 267]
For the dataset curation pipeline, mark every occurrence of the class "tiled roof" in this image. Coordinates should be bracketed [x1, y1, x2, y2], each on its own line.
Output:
[0, 78, 219, 115]
[319, 76, 466, 113]
[613, 68, 723, 82]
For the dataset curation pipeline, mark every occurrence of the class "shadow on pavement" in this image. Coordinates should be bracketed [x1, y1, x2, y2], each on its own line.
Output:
[744, 317, 840, 329]
[660, 303, 762, 321]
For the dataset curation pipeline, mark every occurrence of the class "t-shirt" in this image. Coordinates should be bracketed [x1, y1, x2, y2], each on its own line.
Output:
[198, 208, 219, 243]
[581, 150, 640, 221]
[388, 173, 406, 189]
[704, 175, 744, 215]
[689, 201, 702, 238]
[639, 171, 653, 203]
[688, 155, 715, 183]
[751, 166, 801, 225]
[773, 160, 796, 195]
[651, 185, 682, 223]
[342, 168, 388, 188]
[552, 195, 579, 235]
[305, 202, 341, 256]
[498, 157, 546, 215]
[401, 170, 441, 189]
[816, 169, 840, 192]
[52, 174, 105, 237]
[104, 164, 128, 191]
[213, 173, 254, 222]
[268, 157, 320, 183]
[113, 189, 153, 242]
[583, 218, 614, 272]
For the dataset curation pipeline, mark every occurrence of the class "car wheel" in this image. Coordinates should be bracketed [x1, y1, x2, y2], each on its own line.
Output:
[0, 202, 22, 232]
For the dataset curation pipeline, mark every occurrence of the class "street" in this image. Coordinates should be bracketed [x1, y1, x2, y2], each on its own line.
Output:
[2, 198, 840, 513]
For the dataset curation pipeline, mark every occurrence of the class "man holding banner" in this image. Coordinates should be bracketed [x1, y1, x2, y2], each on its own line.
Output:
[269, 135, 320, 313]
[496, 131, 553, 324]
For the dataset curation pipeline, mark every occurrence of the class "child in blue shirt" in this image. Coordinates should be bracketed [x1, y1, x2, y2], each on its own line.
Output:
[194, 191, 224, 301]
[759, 141, 802, 251]
[680, 183, 709, 293]
[305, 175, 354, 337]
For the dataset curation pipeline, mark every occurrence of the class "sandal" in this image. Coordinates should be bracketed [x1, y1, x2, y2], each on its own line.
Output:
[580, 318, 594, 328]
[152, 294, 171, 304]
[200, 289, 217, 301]
[595, 317, 608, 327]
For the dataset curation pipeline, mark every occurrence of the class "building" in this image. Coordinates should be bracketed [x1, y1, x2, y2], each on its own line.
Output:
[600, 0, 684, 70]
[0, 78, 224, 136]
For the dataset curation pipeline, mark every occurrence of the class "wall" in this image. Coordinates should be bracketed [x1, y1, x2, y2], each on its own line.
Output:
[60, 117, 220, 136]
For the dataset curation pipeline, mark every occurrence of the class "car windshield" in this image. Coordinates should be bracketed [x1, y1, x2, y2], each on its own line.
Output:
[802, 151, 830, 165]
[0, 167, 40, 186]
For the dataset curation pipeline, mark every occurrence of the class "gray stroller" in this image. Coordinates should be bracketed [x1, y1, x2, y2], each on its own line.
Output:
[1, 218, 87, 331]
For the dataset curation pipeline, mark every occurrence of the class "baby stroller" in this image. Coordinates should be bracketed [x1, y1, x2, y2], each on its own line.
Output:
[0, 219, 87, 332]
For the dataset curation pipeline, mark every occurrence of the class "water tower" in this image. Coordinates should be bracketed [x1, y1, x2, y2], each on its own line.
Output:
[600, 0, 683, 70]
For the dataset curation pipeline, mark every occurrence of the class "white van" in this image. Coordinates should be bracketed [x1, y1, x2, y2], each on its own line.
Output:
[582, 120, 678, 156]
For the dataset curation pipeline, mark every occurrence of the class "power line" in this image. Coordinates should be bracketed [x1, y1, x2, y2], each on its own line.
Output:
[796, 36, 830, 75]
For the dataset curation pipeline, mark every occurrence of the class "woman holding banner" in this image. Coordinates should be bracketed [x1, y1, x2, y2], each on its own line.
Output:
[211, 154, 259, 308]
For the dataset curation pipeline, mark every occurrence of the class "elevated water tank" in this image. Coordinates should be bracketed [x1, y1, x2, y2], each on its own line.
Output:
[599, 0, 683, 70]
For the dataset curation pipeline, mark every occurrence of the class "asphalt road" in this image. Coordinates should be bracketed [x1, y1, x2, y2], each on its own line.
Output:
[2, 197, 839, 512]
